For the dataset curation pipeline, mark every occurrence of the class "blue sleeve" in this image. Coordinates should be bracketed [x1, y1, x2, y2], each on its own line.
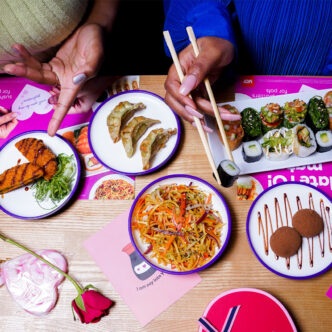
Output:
[163, 0, 237, 56]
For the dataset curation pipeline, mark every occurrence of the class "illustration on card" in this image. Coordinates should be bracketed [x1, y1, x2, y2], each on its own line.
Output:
[122, 243, 156, 281]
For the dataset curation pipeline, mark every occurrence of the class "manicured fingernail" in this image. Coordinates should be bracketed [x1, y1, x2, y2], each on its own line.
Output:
[179, 74, 197, 95]
[72, 73, 87, 85]
[11, 112, 17, 118]
[3, 64, 13, 73]
[12, 47, 20, 56]
[191, 121, 213, 133]
[185, 105, 203, 119]
[219, 111, 241, 121]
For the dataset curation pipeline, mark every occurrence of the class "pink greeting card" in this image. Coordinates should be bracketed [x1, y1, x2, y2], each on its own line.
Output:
[83, 210, 201, 326]
[234, 76, 332, 199]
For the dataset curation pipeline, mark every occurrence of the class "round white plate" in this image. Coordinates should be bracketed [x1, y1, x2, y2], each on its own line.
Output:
[89, 173, 134, 200]
[247, 182, 332, 279]
[0, 131, 80, 219]
[129, 174, 231, 274]
[88, 90, 181, 175]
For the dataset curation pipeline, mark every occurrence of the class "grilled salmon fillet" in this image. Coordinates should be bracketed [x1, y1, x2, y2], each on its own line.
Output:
[15, 138, 57, 181]
[0, 163, 44, 194]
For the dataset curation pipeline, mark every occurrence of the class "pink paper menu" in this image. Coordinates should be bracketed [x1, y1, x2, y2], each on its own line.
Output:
[84, 210, 201, 326]
[0, 76, 136, 200]
[235, 75, 332, 198]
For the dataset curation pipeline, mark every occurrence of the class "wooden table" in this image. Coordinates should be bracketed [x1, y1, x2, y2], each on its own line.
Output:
[0, 76, 331, 332]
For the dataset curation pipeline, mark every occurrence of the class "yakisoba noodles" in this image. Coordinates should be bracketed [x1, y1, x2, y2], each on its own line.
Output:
[94, 179, 134, 200]
[132, 183, 224, 271]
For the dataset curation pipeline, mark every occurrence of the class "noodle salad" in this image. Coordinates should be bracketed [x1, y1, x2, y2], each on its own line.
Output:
[132, 183, 224, 271]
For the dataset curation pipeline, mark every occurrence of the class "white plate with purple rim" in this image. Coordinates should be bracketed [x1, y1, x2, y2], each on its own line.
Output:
[88, 90, 181, 176]
[0, 130, 81, 220]
[129, 174, 231, 275]
[247, 181, 332, 279]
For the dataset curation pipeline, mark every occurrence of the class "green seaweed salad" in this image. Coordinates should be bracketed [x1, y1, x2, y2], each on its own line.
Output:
[241, 107, 262, 139]
[32, 153, 76, 209]
[307, 96, 329, 131]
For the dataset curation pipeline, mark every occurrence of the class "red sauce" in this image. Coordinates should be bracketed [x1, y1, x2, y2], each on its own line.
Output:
[25, 187, 29, 191]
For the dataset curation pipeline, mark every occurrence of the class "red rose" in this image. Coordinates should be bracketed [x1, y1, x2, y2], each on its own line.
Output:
[72, 290, 113, 323]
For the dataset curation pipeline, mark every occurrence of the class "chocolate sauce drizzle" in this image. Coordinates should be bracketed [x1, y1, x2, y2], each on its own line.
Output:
[257, 192, 330, 270]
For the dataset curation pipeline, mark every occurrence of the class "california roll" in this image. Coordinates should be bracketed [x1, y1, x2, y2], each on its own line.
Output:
[292, 124, 316, 157]
[283, 99, 307, 128]
[260, 103, 283, 134]
[315, 130, 332, 153]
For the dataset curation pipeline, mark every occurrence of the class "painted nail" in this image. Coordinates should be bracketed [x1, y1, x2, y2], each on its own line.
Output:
[185, 105, 203, 119]
[11, 112, 17, 118]
[191, 121, 213, 133]
[72, 73, 87, 85]
[219, 111, 241, 121]
[12, 47, 20, 56]
[179, 74, 197, 96]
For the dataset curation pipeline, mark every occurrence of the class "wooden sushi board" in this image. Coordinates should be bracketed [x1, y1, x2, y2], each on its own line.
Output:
[206, 88, 332, 175]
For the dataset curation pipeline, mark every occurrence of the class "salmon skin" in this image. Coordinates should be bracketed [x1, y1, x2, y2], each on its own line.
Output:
[0, 162, 44, 194]
[15, 138, 57, 181]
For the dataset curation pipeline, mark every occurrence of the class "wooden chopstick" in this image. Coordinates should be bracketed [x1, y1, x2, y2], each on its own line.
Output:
[163, 30, 222, 186]
[186, 26, 234, 163]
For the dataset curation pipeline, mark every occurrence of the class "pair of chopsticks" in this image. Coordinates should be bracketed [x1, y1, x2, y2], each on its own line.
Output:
[163, 27, 234, 186]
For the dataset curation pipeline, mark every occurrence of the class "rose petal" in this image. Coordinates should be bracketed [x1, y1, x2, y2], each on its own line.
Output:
[82, 290, 112, 311]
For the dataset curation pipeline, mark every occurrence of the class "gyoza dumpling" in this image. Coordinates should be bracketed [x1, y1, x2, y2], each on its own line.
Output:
[140, 128, 177, 170]
[107, 101, 146, 143]
[121, 116, 160, 157]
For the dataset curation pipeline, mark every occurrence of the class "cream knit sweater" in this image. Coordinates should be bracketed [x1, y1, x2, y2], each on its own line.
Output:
[0, 0, 88, 66]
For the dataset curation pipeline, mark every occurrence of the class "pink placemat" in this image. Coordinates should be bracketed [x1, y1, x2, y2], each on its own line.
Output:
[0, 77, 136, 200]
[84, 210, 201, 326]
[235, 76, 332, 199]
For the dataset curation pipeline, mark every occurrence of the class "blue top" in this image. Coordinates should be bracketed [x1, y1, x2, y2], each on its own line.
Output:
[164, 0, 332, 75]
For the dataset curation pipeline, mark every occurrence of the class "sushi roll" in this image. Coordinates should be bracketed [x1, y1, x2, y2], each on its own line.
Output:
[323, 91, 332, 130]
[242, 140, 262, 163]
[241, 107, 262, 141]
[283, 99, 307, 128]
[216, 160, 240, 187]
[261, 127, 294, 161]
[306, 96, 329, 132]
[315, 130, 332, 153]
[292, 124, 316, 157]
[260, 103, 283, 134]
[217, 104, 244, 150]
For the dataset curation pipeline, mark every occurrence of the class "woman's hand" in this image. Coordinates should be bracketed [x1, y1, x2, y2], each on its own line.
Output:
[164, 36, 239, 127]
[0, 107, 18, 139]
[4, 23, 104, 136]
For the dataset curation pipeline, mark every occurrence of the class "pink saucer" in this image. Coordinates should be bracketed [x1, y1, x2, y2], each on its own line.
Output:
[198, 288, 297, 332]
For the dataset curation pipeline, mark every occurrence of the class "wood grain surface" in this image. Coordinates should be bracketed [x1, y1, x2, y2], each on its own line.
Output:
[0, 76, 331, 332]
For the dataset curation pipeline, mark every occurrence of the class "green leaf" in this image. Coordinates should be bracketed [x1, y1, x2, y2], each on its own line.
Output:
[75, 294, 86, 312]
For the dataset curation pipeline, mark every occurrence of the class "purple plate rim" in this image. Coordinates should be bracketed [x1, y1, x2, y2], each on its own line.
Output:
[0, 130, 81, 220]
[128, 174, 232, 275]
[246, 181, 332, 280]
[88, 90, 181, 176]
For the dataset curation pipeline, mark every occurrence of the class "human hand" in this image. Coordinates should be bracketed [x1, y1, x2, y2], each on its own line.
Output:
[0, 106, 18, 139]
[164, 36, 239, 129]
[4, 23, 104, 136]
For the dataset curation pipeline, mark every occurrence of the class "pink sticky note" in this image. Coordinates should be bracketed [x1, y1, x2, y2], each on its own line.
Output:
[326, 285, 332, 299]
[84, 210, 201, 326]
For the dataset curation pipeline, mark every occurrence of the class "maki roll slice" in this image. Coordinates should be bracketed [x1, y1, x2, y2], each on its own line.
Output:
[323, 91, 332, 130]
[241, 107, 262, 140]
[260, 103, 283, 134]
[216, 160, 240, 187]
[216, 104, 244, 150]
[242, 141, 262, 163]
[315, 131, 332, 153]
[261, 127, 294, 161]
[292, 124, 316, 157]
[283, 99, 307, 128]
[306, 96, 329, 132]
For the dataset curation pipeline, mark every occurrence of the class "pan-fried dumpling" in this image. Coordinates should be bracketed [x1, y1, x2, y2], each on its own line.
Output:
[140, 128, 177, 170]
[121, 116, 160, 157]
[107, 101, 146, 143]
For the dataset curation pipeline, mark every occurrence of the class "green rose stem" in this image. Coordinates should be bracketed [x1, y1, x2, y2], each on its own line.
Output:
[0, 232, 84, 296]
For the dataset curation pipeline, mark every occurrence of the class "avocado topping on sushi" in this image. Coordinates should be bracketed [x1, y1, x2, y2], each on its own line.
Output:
[241, 107, 262, 139]
[296, 126, 311, 147]
[260, 103, 283, 133]
[283, 99, 307, 128]
[307, 96, 329, 131]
